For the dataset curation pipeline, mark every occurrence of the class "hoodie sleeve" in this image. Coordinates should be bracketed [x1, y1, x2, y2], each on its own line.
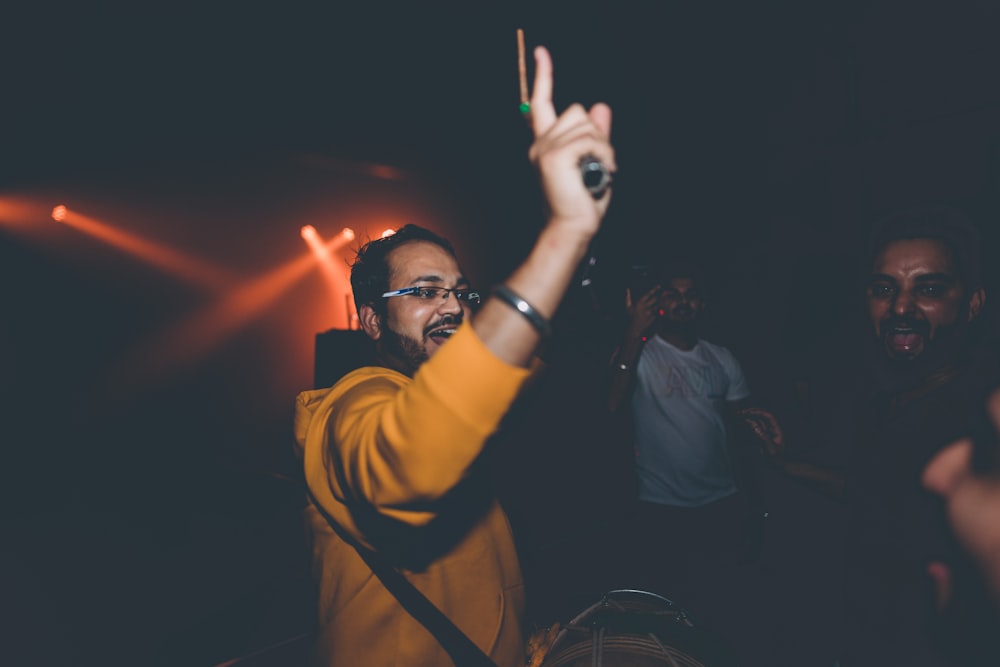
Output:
[296, 323, 533, 532]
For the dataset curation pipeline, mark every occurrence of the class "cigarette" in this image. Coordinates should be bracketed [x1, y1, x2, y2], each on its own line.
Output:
[515, 29, 611, 198]
[517, 28, 529, 113]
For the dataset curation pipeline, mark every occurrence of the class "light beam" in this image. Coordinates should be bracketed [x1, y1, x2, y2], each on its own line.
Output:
[51, 205, 235, 290]
[104, 231, 355, 396]
[301, 226, 356, 328]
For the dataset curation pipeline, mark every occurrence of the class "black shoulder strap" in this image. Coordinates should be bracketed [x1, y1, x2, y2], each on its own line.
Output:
[305, 485, 500, 667]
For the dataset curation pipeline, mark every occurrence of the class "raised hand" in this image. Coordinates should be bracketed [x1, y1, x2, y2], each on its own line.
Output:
[923, 389, 1000, 603]
[739, 407, 785, 457]
[526, 46, 615, 234]
[625, 285, 662, 341]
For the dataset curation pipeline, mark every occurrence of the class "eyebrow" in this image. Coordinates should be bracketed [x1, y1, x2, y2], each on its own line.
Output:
[914, 273, 958, 284]
[407, 274, 470, 287]
[868, 272, 957, 282]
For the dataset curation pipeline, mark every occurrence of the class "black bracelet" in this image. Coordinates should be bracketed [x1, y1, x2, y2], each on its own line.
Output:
[491, 285, 552, 337]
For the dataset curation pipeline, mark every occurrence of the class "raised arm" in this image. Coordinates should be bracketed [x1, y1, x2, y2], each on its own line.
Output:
[607, 285, 661, 412]
[472, 46, 615, 366]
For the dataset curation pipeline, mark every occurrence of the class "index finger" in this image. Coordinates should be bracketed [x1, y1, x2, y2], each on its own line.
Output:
[529, 46, 557, 135]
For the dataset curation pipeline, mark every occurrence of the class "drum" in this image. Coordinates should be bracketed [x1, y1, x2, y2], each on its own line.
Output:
[537, 589, 737, 667]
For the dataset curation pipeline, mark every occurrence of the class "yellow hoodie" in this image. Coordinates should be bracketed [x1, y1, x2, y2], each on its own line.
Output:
[294, 324, 530, 666]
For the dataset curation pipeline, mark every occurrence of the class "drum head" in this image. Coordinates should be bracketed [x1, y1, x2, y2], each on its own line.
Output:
[539, 589, 737, 667]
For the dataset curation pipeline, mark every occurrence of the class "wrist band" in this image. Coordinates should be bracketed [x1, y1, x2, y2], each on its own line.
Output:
[492, 285, 552, 337]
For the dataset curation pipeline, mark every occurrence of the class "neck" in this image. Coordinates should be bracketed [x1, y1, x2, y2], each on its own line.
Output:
[375, 351, 412, 377]
[658, 330, 698, 351]
[374, 341, 422, 378]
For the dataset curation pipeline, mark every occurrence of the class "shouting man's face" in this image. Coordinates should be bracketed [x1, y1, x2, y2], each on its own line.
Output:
[866, 238, 983, 363]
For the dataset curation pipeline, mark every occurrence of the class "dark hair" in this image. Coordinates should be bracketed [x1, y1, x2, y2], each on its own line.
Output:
[659, 260, 709, 291]
[350, 224, 458, 317]
[868, 206, 983, 290]
[628, 258, 711, 303]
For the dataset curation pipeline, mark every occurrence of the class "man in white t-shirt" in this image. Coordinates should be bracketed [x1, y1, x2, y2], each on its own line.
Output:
[608, 263, 779, 648]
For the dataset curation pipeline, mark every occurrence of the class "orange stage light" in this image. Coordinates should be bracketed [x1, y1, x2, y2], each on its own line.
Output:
[301, 226, 354, 328]
[52, 205, 234, 290]
[107, 247, 325, 394]
[0, 196, 50, 230]
[112, 228, 357, 392]
[381, 228, 396, 238]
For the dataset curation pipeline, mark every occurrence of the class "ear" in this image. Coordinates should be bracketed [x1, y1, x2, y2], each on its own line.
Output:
[358, 303, 383, 340]
[967, 288, 986, 322]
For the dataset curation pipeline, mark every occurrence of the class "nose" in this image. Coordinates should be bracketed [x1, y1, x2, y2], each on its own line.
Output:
[438, 289, 464, 315]
[891, 290, 916, 315]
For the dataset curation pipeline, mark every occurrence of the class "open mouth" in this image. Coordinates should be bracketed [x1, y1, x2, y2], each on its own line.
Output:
[427, 326, 458, 344]
[884, 324, 923, 352]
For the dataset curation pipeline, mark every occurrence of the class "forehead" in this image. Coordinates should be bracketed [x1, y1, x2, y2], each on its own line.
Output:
[664, 276, 698, 291]
[871, 238, 957, 277]
[386, 240, 462, 285]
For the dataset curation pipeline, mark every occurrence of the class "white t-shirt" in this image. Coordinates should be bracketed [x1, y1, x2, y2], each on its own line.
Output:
[631, 335, 750, 507]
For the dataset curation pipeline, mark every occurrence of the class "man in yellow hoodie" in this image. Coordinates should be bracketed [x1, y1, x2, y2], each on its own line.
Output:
[294, 44, 615, 666]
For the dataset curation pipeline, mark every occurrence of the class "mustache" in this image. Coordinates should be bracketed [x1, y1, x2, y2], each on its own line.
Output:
[880, 314, 930, 336]
[423, 313, 463, 337]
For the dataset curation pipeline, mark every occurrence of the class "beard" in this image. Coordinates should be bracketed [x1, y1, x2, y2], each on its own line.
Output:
[378, 313, 463, 376]
[379, 324, 429, 377]
[658, 305, 699, 337]
[869, 314, 972, 393]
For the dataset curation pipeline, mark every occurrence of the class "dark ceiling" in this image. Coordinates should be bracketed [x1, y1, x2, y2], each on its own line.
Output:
[7, 2, 999, 233]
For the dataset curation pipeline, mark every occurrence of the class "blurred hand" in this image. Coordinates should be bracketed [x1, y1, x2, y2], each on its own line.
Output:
[739, 407, 785, 457]
[923, 388, 1000, 606]
[624, 285, 661, 340]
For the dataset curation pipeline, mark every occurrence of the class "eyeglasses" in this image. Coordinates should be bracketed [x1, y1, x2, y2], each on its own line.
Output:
[381, 286, 482, 305]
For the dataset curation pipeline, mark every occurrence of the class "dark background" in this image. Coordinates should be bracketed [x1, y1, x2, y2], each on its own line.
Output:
[2, 2, 1000, 665]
